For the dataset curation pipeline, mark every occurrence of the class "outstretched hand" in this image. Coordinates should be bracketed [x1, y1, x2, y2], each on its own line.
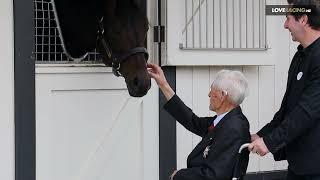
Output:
[147, 63, 168, 88]
[147, 63, 175, 100]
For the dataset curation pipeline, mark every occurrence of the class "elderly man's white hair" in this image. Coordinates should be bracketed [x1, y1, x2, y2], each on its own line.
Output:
[211, 70, 249, 105]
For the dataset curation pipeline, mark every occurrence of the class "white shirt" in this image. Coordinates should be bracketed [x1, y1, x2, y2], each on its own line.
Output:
[213, 111, 229, 126]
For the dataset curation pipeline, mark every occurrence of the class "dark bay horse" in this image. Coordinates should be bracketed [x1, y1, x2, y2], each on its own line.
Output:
[53, 0, 151, 97]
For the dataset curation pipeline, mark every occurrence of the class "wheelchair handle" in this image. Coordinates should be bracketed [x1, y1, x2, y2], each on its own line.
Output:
[238, 143, 250, 153]
[232, 143, 251, 180]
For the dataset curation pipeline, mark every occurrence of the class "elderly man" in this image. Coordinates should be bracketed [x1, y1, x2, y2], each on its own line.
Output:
[147, 63, 250, 180]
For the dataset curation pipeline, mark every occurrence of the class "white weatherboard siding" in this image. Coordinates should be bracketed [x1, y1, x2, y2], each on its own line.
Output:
[165, 0, 290, 66]
[176, 39, 299, 172]
[0, 0, 14, 179]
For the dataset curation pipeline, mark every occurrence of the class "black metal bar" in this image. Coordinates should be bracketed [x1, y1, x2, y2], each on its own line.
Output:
[159, 66, 177, 180]
[160, 26, 165, 42]
[13, 0, 35, 180]
[154, 26, 160, 42]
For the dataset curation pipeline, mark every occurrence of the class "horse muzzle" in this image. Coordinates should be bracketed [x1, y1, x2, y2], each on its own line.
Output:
[126, 75, 151, 97]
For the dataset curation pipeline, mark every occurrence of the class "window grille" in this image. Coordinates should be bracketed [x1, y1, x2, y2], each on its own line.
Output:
[34, 0, 102, 64]
[179, 0, 267, 50]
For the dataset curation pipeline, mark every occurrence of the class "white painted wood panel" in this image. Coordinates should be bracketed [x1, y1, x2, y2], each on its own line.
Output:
[0, 0, 14, 179]
[192, 67, 210, 147]
[176, 67, 194, 170]
[242, 66, 260, 172]
[36, 67, 158, 180]
[164, 0, 293, 66]
[258, 66, 276, 171]
[176, 61, 291, 173]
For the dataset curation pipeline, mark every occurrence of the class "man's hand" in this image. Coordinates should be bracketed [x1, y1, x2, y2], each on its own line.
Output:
[147, 63, 168, 88]
[251, 134, 260, 142]
[169, 170, 178, 180]
[147, 63, 175, 100]
[248, 137, 270, 156]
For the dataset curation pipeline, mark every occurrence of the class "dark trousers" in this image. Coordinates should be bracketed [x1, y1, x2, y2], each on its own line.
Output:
[287, 169, 320, 180]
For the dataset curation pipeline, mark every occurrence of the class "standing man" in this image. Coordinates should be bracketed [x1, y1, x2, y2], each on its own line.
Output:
[249, 0, 320, 179]
[148, 63, 250, 180]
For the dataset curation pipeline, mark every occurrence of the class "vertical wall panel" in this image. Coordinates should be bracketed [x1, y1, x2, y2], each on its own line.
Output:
[246, 0, 254, 48]
[192, 67, 210, 148]
[220, 0, 227, 48]
[242, 66, 260, 172]
[206, 0, 214, 48]
[0, 0, 14, 179]
[199, 1, 207, 48]
[213, 0, 221, 48]
[176, 67, 194, 170]
[258, 66, 276, 171]
[233, 0, 241, 48]
[186, 0, 193, 48]
[192, 0, 200, 48]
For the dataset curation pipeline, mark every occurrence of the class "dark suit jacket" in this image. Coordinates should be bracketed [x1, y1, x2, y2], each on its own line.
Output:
[164, 95, 250, 180]
[257, 38, 320, 174]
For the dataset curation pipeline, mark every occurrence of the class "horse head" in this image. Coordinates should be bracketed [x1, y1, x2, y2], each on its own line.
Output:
[99, 0, 151, 97]
[54, 0, 151, 97]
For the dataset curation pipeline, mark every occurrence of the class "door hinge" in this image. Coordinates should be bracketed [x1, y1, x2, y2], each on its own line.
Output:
[153, 25, 165, 43]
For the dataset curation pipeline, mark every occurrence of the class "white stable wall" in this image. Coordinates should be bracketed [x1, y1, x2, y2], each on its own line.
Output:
[35, 67, 159, 180]
[176, 49, 299, 173]
[0, 0, 15, 179]
[173, 0, 301, 173]
[175, 20, 299, 173]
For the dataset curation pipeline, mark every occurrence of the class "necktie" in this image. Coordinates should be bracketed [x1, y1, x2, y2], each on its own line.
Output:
[208, 116, 216, 132]
[207, 124, 215, 132]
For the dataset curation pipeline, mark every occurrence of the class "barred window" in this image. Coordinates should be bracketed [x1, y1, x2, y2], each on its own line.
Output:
[34, 0, 102, 64]
[179, 0, 267, 50]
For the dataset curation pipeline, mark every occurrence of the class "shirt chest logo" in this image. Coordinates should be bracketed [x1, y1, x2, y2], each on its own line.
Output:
[297, 72, 303, 80]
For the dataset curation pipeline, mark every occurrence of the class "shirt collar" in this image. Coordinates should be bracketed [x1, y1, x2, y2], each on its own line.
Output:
[213, 111, 229, 126]
[297, 37, 320, 55]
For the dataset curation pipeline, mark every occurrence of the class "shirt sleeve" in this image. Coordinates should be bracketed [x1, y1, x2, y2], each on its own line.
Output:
[163, 94, 210, 137]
